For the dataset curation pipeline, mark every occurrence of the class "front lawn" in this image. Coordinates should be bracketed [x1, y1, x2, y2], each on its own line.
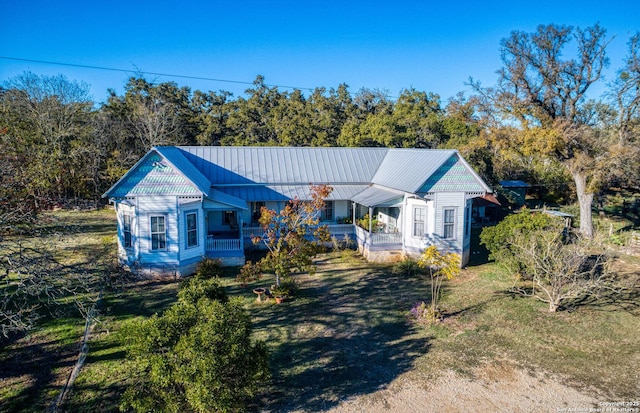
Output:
[3, 209, 639, 411]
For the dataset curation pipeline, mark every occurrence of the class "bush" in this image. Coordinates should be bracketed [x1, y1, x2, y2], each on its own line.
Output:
[392, 258, 423, 277]
[121, 275, 268, 412]
[480, 210, 562, 277]
[178, 276, 228, 303]
[194, 258, 223, 280]
[237, 260, 263, 286]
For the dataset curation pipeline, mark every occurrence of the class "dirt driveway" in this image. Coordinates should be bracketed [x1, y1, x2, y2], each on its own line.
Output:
[326, 363, 601, 413]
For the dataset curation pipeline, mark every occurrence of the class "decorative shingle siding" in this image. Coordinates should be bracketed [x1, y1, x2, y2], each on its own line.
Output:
[110, 153, 199, 197]
[419, 156, 486, 193]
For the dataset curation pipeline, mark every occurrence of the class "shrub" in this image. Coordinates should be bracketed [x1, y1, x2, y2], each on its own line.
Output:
[392, 258, 423, 277]
[237, 260, 263, 286]
[121, 293, 268, 412]
[480, 210, 562, 277]
[194, 258, 223, 280]
[178, 276, 228, 304]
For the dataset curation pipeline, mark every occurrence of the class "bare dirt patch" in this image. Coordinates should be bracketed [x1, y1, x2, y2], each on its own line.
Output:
[326, 363, 601, 413]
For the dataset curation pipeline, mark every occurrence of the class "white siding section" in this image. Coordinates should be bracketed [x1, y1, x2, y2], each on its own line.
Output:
[137, 195, 180, 266]
[179, 203, 205, 262]
[334, 200, 349, 221]
[403, 197, 432, 253]
[432, 192, 466, 255]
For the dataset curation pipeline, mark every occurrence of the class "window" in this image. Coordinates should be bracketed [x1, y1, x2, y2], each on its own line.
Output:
[123, 214, 132, 248]
[223, 211, 238, 228]
[443, 208, 456, 239]
[186, 212, 198, 248]
[251, 202, 265, 224]
[150, 216, 166, 250]
[412, 207, 426, 237]
[321, 201, 334, 221]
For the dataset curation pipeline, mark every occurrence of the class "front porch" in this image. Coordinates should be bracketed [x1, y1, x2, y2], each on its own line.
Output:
[204, 223, 402, 252]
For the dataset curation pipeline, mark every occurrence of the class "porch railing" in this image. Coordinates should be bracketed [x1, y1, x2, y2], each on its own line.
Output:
[242, 224, 356, 239]
[206, 238, 242, 251]
[354, 225, 403, 246]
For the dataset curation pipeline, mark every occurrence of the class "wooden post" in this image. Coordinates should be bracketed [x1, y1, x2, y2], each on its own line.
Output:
[369, 206, 373, 234]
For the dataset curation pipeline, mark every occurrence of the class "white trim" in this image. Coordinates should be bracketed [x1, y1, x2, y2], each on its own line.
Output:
[185, 210, 199, 249]
[149, 215, 168, 251]
[443, 207, 457, 240]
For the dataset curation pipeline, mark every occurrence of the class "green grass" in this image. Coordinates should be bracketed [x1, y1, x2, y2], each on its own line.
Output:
[3, 209, 639, 412]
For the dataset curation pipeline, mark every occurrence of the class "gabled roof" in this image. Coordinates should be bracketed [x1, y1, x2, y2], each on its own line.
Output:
[371, 149, 457, 192]
[102, 149, 208, 198]
[176, 146, 387, 185]
[105, 146, 492, 202]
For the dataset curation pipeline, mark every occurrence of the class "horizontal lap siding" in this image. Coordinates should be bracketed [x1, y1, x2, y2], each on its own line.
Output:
[433, 192, 465, 255]
[137, 196, 180, 265]
[180, 203, 206, 263]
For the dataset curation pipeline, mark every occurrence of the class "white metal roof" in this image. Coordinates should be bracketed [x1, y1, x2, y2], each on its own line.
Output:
[176, 146, 388, 185]
[105, 146, 492, 201]
[350, 185, 405, 207]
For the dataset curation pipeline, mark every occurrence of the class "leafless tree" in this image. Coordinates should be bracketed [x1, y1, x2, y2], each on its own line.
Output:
[509, 229, 616, 312]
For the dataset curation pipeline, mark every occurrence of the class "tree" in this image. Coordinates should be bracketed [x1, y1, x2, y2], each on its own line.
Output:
[0, 72, 95, 204]
[121, 270, 268, 413]
[508, 229, 614, 312]
[416, 245, 460, 322]
[250, 185, 332, 288]
[474, 24, 612, 238]
[224, 76, 282, 145]
[605, 32, 640, 191]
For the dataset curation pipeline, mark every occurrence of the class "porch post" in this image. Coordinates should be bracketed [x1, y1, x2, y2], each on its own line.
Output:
[368, 206, 373, 233]
[352, 202, 356, 225]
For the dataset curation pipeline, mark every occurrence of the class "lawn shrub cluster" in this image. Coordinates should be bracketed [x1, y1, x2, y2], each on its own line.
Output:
[119, 260, 269, 413]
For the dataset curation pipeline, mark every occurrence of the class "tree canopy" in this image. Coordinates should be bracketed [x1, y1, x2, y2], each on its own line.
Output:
[1, 25, 638, 215]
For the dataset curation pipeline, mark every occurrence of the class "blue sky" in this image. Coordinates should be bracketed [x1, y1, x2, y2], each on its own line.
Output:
[1, 0, 638, 104]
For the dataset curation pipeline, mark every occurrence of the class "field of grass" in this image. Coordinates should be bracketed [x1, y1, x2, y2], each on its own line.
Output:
[2, 210, 639, 412]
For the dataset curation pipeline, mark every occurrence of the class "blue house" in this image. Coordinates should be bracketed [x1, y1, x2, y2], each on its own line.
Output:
[103, 146, 493, 276]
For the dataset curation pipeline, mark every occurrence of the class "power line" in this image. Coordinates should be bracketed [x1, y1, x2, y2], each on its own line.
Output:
[0, 55, 318, 93]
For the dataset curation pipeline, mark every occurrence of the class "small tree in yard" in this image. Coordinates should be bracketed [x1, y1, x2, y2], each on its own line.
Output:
[250, 184, 332, 288]
[415, 246, 460, 322]
[508, 229, 615, 312]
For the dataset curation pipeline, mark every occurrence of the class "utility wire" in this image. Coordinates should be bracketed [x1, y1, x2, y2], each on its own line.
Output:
[0, 56, 318, 92]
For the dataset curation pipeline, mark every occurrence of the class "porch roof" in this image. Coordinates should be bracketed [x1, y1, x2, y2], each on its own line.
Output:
[351, 185, 405, 207]
[215, 184, 369, 202]
[205, 188, 248, 210]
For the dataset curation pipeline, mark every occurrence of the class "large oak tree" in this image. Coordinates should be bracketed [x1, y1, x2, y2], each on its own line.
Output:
[475, 24, 611, 238]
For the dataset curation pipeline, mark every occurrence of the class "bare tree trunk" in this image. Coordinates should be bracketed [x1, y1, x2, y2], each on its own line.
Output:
[573, 171, 594, 239]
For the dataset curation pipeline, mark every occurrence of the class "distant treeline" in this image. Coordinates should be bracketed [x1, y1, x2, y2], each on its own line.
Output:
[1, 24, 639, 229]
[0, 73, 490, 206]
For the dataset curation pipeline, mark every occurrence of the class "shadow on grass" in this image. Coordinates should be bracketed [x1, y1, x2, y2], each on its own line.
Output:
[0, 327, 80, 412]
[248, 255, 431, 412]
[565, 285, 640, 315]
